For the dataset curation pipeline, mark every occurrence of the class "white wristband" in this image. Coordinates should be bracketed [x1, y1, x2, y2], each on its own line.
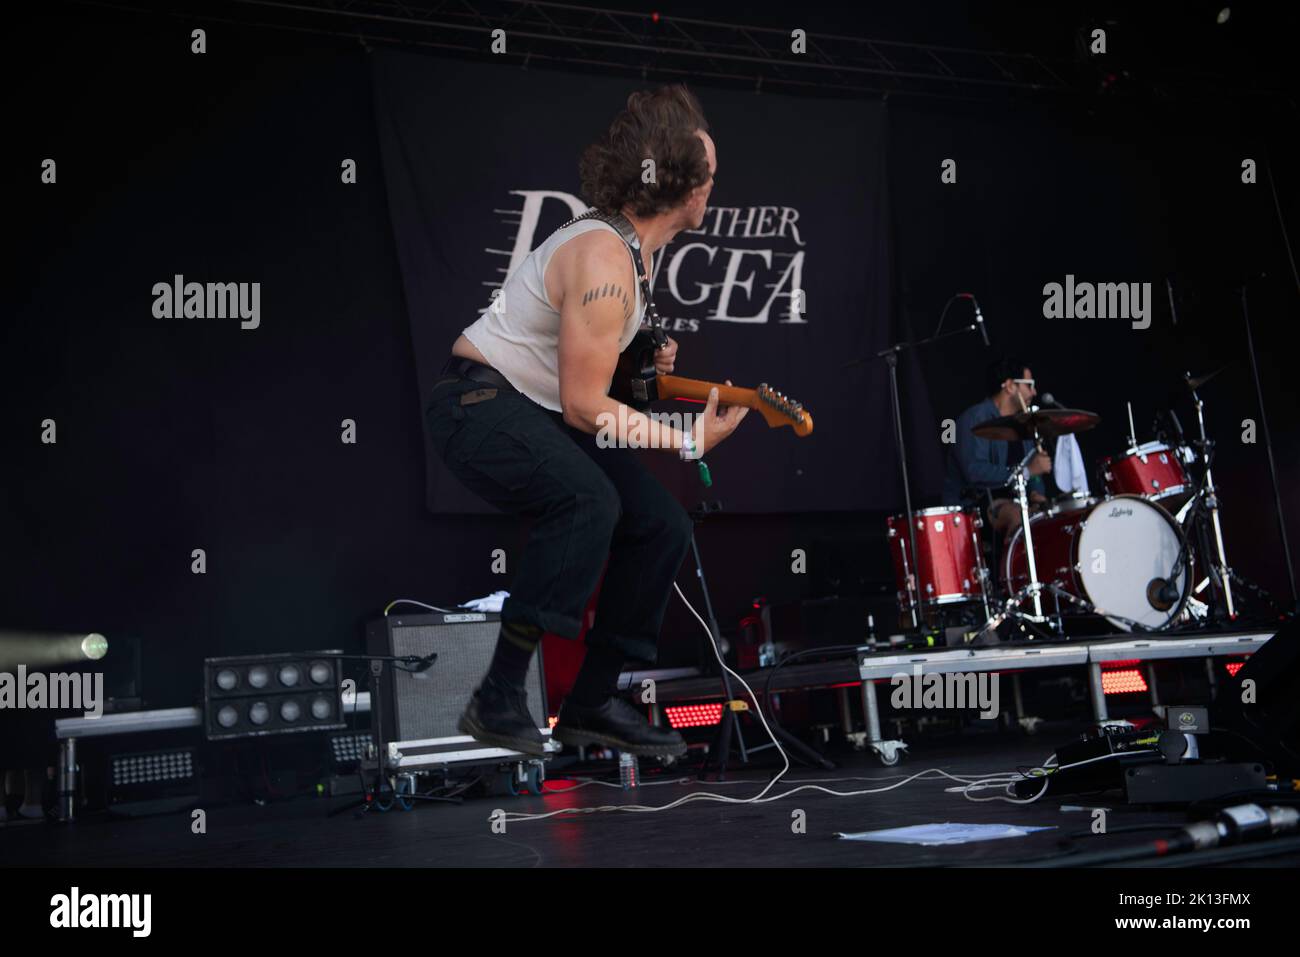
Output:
[679, 432, 699, 461]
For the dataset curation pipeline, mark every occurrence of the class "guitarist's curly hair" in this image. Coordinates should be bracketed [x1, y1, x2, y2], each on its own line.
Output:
[579, 84, 711, 218]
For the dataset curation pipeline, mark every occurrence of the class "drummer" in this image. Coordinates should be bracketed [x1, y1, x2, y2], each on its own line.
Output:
[941, 356, 1053, 536]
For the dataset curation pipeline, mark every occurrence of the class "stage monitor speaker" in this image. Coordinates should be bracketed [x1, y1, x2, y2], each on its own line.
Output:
[365, 612, 548, 743]
[1214, 618, 1300, 777]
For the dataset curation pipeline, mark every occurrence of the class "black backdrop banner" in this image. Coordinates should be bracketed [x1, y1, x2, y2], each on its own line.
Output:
[372, 50, 902, 513]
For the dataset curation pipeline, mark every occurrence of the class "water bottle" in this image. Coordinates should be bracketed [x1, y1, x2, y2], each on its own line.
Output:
[618, 751, 639, 790]
[866, 613, 878, 650]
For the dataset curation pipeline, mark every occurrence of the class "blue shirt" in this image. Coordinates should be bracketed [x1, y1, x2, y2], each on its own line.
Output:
[942, 397, 1044, 507]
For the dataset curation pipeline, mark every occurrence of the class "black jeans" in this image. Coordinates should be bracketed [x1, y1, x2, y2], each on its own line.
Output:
[425, 373, 694, 664]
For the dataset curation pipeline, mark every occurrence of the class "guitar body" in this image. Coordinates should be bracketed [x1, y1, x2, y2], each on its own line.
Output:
[606, 328, 814, 437]
[608, 329, 662, 411]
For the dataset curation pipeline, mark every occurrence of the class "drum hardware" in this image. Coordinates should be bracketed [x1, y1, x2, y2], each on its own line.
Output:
[975, 577, 1154, 643]
[1185, 376, 1235, 618]
[1099, 440, 1192, 503]
[963, 402, 1202, 641]
[1009, 444, 1048, 622]
[885, 506, 992, 627]
[850, 301, 995, 632]
[1003, 494, 1192, 633]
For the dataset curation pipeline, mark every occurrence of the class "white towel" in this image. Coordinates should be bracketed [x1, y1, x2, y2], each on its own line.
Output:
[1053, 434, 1089, 495]
[460, 589, 510, 613]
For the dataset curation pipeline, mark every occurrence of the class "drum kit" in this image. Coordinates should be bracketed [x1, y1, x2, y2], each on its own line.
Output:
[886, 374, 1239, 642]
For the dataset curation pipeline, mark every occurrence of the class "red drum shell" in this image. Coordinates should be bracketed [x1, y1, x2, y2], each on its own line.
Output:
[887, 506, 986, 610]
[1099, 442, 1190, 502]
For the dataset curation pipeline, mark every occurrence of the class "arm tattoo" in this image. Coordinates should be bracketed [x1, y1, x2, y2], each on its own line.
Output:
[581, 282, 633, 321]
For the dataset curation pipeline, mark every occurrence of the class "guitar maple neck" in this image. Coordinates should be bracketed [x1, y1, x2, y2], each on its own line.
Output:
[655, 375, 751, 407]
[655, 374, 814, 436]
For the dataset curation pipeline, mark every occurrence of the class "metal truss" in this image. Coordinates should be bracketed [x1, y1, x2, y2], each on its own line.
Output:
[76, 0, 1293, 105]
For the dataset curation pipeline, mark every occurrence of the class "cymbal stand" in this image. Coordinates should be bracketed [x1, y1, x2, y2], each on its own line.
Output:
[1187, 381, 1236, 619]
[1011, 446, 1045, 620]
[970, 447, 1061, 643]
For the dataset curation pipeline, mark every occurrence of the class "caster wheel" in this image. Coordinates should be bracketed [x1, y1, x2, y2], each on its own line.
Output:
[877, 750, 901, 767]
[507, 769, 529, 797]
[527, 764, 544, 795]
[395, 776, 415, 811]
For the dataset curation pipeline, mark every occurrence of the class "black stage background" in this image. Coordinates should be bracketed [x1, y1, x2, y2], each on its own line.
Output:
[374, 50, 894, 514]
[4, 3, 1298, 713]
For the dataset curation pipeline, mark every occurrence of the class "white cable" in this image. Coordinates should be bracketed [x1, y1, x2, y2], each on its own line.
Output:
[951, 749, 1161, 804]
[384, 599, 456, 615]
[497, 579, 1077, 823]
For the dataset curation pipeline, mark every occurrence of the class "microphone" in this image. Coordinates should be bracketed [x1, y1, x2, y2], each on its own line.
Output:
[1040, 392, 1065, 409]
[1147, 577, 1181, 611]
[407, 653, 439, 673]
[970, 298, 990, 347]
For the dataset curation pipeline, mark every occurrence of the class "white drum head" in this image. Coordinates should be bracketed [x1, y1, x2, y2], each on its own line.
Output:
[1076, 497, 1186, 630]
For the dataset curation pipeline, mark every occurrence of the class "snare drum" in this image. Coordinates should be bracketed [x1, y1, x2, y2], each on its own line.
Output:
[1099, 441, 1192, 503]
[886, 506, 987, 611]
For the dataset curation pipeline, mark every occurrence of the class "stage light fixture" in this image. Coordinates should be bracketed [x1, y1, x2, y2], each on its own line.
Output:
[107, 747, 199, 815]
[0, 628, 110, 671]
[81, 633, 108, 660]
[665, 701, 725, 729]
[1101, 667, 1149, 695]
[204, 651, 345, 740]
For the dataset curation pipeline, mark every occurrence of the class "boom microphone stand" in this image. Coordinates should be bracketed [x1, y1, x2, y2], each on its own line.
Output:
[846, 301, 989, 631]
[1240, 283, 1299, 614]
[324, 652, 461, 817]
[687, 503, 828, 778]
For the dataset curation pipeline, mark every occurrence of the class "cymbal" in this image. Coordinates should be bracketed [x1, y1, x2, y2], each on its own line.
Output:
[971, 408, 1100, 441]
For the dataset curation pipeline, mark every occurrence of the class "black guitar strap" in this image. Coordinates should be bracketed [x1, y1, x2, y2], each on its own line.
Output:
[556, 208, 670, 350]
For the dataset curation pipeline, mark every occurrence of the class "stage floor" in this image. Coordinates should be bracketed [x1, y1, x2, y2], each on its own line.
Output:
[6, 729, 1296, 868]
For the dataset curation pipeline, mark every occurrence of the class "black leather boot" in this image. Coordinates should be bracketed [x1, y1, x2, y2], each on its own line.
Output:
[457, 673, 546, 756]
[553, 695, 688, 757]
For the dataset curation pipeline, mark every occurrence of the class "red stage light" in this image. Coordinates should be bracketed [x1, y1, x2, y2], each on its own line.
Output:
[1101, 667, 1148, 695]
[664, 702, 724, 728]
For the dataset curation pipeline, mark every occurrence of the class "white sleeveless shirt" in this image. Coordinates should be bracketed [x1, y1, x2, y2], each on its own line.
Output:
[462, 219, 645, 413]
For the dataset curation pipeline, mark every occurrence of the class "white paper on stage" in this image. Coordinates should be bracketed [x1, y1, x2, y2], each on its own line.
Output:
[834, 822, 1055, 845]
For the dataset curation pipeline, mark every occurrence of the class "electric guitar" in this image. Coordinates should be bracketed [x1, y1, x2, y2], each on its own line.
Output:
[608, 329, 814, 437]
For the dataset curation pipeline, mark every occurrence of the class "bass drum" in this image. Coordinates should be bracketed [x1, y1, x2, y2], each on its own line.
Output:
[1003, 495, 1190, 632]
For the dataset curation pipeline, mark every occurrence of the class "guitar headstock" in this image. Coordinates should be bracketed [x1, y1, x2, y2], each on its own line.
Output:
[756, 383, 814, 436]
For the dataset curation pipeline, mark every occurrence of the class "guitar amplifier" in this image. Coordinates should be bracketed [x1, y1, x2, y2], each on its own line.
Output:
[364, 612, 549, 747]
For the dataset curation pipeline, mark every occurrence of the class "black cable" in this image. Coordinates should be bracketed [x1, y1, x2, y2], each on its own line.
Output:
[1016, 831, 1197, 867]
[931, 293, 966, 337]
[1129, 833, 1300, 867]
[1263, 152, 1300, 300]
[1065, 822, 1185, 840]
[761, 643, 865, 715]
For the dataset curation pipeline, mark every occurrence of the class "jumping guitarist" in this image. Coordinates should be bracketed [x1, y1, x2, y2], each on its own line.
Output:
[427, 84, 748, 758]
